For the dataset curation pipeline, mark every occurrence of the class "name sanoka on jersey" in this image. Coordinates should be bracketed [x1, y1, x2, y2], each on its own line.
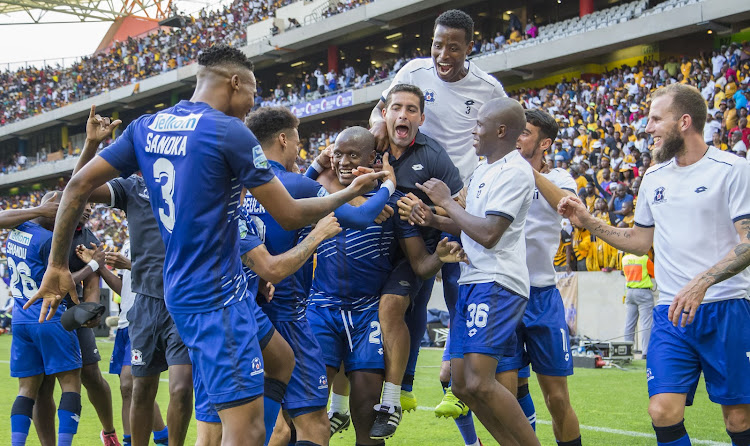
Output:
[100, 101, 275, 314]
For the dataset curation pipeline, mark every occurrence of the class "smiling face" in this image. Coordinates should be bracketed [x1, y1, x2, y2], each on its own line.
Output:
[79, 203, 92, 226]
[431, 25, 472, 83]
[646, 95, 685, 163]
[384, 91, 424, 149]
[472, 107, 496, 158]
[332, 139, 375, 186]
[228, 69, 257, 120]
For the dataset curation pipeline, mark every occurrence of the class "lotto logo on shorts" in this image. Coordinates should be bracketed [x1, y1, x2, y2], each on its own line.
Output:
[250, 357, 264, 376]
[318, 375, 328, 390]
[131, 349, 144, 365]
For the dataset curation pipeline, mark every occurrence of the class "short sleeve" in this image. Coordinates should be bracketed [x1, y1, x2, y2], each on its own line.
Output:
[484, 165, 533, 222]
[633, 178, 654, 228]
[291, 174, 327, 199]
[551, 169, 578, 193]
[728, 160, 750, 222]
[239, 217, 264, 256]
[222, 119, 275, 190]
[107, 177, 134, 211]
[99, 121, 139, 177]
[430, 147, 463, 196]
[379, 61, 414, 102]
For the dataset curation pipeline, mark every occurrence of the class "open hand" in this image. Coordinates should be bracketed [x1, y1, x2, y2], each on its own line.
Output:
[436, 237, 469, 264]
[24, 264, 78, 322]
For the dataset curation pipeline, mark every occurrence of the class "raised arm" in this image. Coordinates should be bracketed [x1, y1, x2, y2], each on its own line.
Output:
[76, 106, 121, 204]
[249, 170, 386, 231]
[669, 217, 750, 327]
[0, 195, 58, 229]
[242, 213, 341, 284]
[533, 169, 576, 210]
[369, 100, 388, 152]
[558, 195, 653, 255]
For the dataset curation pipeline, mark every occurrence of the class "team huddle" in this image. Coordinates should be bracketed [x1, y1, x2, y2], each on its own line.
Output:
[6, 8, 750, 446]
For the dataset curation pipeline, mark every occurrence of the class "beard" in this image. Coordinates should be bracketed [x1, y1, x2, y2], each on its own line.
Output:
[652, 126, 685, 164]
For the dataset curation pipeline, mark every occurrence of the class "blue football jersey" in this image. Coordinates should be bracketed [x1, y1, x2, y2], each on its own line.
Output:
[243, 160, 325, 321]
[309, 190, 420, 311]
[6, 222, 63, 324]
[238, 211, 264, 301]
[99, 100, 275, 313]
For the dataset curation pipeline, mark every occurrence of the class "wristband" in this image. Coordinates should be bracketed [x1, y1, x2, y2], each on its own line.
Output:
[87, 259, 100, 273]
[381, 179, 396, 196]
[311, 159, 324, 173]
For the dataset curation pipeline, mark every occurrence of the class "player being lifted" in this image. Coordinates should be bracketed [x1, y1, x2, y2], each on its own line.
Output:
[305, 126, 467, 445]
[26, 44, 386, 445]
[409, 97, 541, 446]
[558, 84, 750, 446]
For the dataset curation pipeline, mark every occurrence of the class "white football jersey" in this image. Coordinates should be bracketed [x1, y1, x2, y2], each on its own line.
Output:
[118, 241, 135, 329]
[634, 147, 750, 305]
[380, 58, 507, 184]
[525, 168, 577, 287]
[459, 150, 534, 298]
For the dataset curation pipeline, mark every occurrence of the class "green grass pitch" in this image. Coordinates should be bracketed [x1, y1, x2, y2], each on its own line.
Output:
[0, 334, 730, 445]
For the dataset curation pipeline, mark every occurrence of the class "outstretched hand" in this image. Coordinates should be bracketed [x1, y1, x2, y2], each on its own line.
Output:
[24, 264, 78, 322]
[348, 170, 387, 195]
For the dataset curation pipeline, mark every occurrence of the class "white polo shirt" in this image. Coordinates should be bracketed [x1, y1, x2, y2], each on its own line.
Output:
[118, 241, 135, 330]
[459, 150, 534, 298]
[380, 58, 507, 184]
[634, 146, 750, 306]
[525, 168, 578, 288]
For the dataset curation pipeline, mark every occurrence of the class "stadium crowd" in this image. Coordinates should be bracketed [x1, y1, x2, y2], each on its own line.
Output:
[0, 0, 377, 127]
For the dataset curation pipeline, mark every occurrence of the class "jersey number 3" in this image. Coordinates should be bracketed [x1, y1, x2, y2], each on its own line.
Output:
[153, 158, 176, 232]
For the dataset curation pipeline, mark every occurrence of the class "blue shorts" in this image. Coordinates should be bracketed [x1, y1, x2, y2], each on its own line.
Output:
[647, 300, 750, 406]
[11, 322, 82, 378]
[307, 305, 383, 373]
[173, 299, 264, 407]
[496, 285, 574, 376]
[518, 365, 531, 379]
[253, 300, 275, 350]
[193, 369, 221, 423]
[450, 282, 527, 362]
[274, 320, 329, 414]
[109, 327, 132, 375]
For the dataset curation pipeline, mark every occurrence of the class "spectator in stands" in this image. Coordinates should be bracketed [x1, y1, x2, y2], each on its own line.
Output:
[731, 129, 747, 156]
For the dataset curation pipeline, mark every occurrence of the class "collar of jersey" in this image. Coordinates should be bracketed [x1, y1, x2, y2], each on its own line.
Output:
[386, 131, 426, 160]
[267, 159, 286, 171]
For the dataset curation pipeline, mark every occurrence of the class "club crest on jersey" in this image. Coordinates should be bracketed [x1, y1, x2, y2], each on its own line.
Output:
[653, 186, 666, 205]
[318, 375, 328, 390]
[476, 182, 485, 198]
[251, 144, 269, 169]
[646, 368, 654, 381]
[464, 99, 475, 115]
[424, 90, 436, 103]
[250, 357, 264, 376]
[138, 187, 150, 200]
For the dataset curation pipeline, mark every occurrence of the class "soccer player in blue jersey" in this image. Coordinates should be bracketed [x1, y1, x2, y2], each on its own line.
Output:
[559, 84, 750, 446]
[28, 44, 385, 445]
[194, 211, 341, 446]
[245, 108, 402, 446]
[411, 97, 541, 446]
[3, 192, 83, 446]
[306, 126, 467, 445]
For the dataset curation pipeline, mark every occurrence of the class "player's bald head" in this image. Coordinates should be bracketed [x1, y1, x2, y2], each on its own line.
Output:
[481, 97, 527, 141]
[335, 126, 376, 158]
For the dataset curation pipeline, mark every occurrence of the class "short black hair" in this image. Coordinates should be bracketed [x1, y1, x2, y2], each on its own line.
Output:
[198, 44, 254, 72]
[525, 109, 559, 142]
[385, 84, 425, 114]
[245, 107, 299, 143]
[434, 10, 474, 44]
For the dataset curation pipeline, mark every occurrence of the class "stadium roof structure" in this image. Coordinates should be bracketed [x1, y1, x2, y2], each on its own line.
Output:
[0, 0, 173, 24]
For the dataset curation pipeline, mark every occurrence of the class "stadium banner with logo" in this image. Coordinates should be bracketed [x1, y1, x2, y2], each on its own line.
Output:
[555, 272, 578, 335]
[290, 91, 354, 118]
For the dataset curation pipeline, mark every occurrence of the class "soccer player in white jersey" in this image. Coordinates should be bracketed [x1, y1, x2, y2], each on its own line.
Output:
[414, 97, 540, 446]
[496, 109, 582, 445]
[558, 83, 750, 446]
[369, 11, 506, 433]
